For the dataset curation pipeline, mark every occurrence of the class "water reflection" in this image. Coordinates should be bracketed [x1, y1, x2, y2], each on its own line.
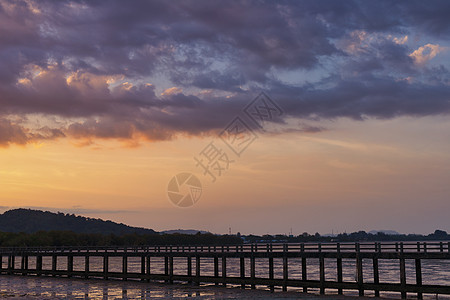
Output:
[0, 274, 449, 299]
[0, 275, 302, 299]
[1, 256, 449, 299]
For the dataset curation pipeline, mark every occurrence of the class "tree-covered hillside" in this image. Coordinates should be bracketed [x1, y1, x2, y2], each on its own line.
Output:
[0, 209, 157, 235]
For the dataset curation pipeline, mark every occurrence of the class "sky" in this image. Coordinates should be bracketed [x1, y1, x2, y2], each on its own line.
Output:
[0, 0, 449, 235]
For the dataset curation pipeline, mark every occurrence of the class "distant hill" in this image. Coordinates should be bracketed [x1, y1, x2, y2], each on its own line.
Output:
[161, 229, 210, 235]
[0, 209, 157, 235]
[369, 230, 400, 235]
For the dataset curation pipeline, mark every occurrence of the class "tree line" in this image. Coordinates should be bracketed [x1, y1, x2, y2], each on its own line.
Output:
[1, 229, 448, 247]
[242, 230, 450, 243]
[0, 231, 243, 247]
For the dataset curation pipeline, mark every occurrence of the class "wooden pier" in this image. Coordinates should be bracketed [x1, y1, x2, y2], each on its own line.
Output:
[1, 242, 449, 298]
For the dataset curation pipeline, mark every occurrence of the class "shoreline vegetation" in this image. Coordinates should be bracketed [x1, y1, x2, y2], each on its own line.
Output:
[0, 229, 448, 248]
[0, 209, 448, 247]
[0, 230, 448, 247]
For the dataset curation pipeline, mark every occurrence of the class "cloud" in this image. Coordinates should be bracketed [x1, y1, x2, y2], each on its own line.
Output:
[393, 35, 408, 45]
[161, 87, 183, 96]
[409, 44, 447, 65]
[0, 0, 449, 145]
[0, 117, 64, 147]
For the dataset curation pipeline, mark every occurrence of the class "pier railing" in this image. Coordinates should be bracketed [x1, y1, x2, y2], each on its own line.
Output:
[0, 241, 449, 254]
[1, 242, 449, 299]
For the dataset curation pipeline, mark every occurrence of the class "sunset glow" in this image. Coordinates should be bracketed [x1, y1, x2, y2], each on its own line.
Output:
[0, 0, 449, 235]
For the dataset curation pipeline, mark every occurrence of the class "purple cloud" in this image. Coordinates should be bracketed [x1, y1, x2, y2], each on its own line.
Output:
[0, 0, 449, 145]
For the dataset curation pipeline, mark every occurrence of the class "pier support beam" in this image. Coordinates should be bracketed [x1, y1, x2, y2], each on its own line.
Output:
[400, 257, 407, 299]
[195, 256, 200, 286]
[164, 256, 169, 283]
[415, 258, 423, 300]
[146, 256, 151, 283]
[67, 255, 74, 278]
[240, 256, 245, 289]
[319, 255, 325, 294]
[20, 255, 25, 275]
[24, 255, 28, 275]
[337, 257, 343, 295]
[123, 256, 128, 281]
[373, 257, 380, 297]
[222, 256, 227, 287]
[85, 255, 89, 279]
[36, 255, 42, 276]
[250, 256, 256, 289]
[52, 255, 57, 276]
[140, 256, 145, 281]
[7, 255, 12, 275]
[169, 256, 174, 284]
[187, 256, 192, 284]
[356, 257, 364, 296]
[301, 257, 307, 293]
[103, 255, 108, 280]
[214, 256, 219, 286]
[268, 257, 274, 292]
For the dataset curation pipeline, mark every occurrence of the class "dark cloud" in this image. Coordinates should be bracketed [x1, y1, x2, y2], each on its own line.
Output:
[0, 0, 449, 145]
[0, 118, 64, 147]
